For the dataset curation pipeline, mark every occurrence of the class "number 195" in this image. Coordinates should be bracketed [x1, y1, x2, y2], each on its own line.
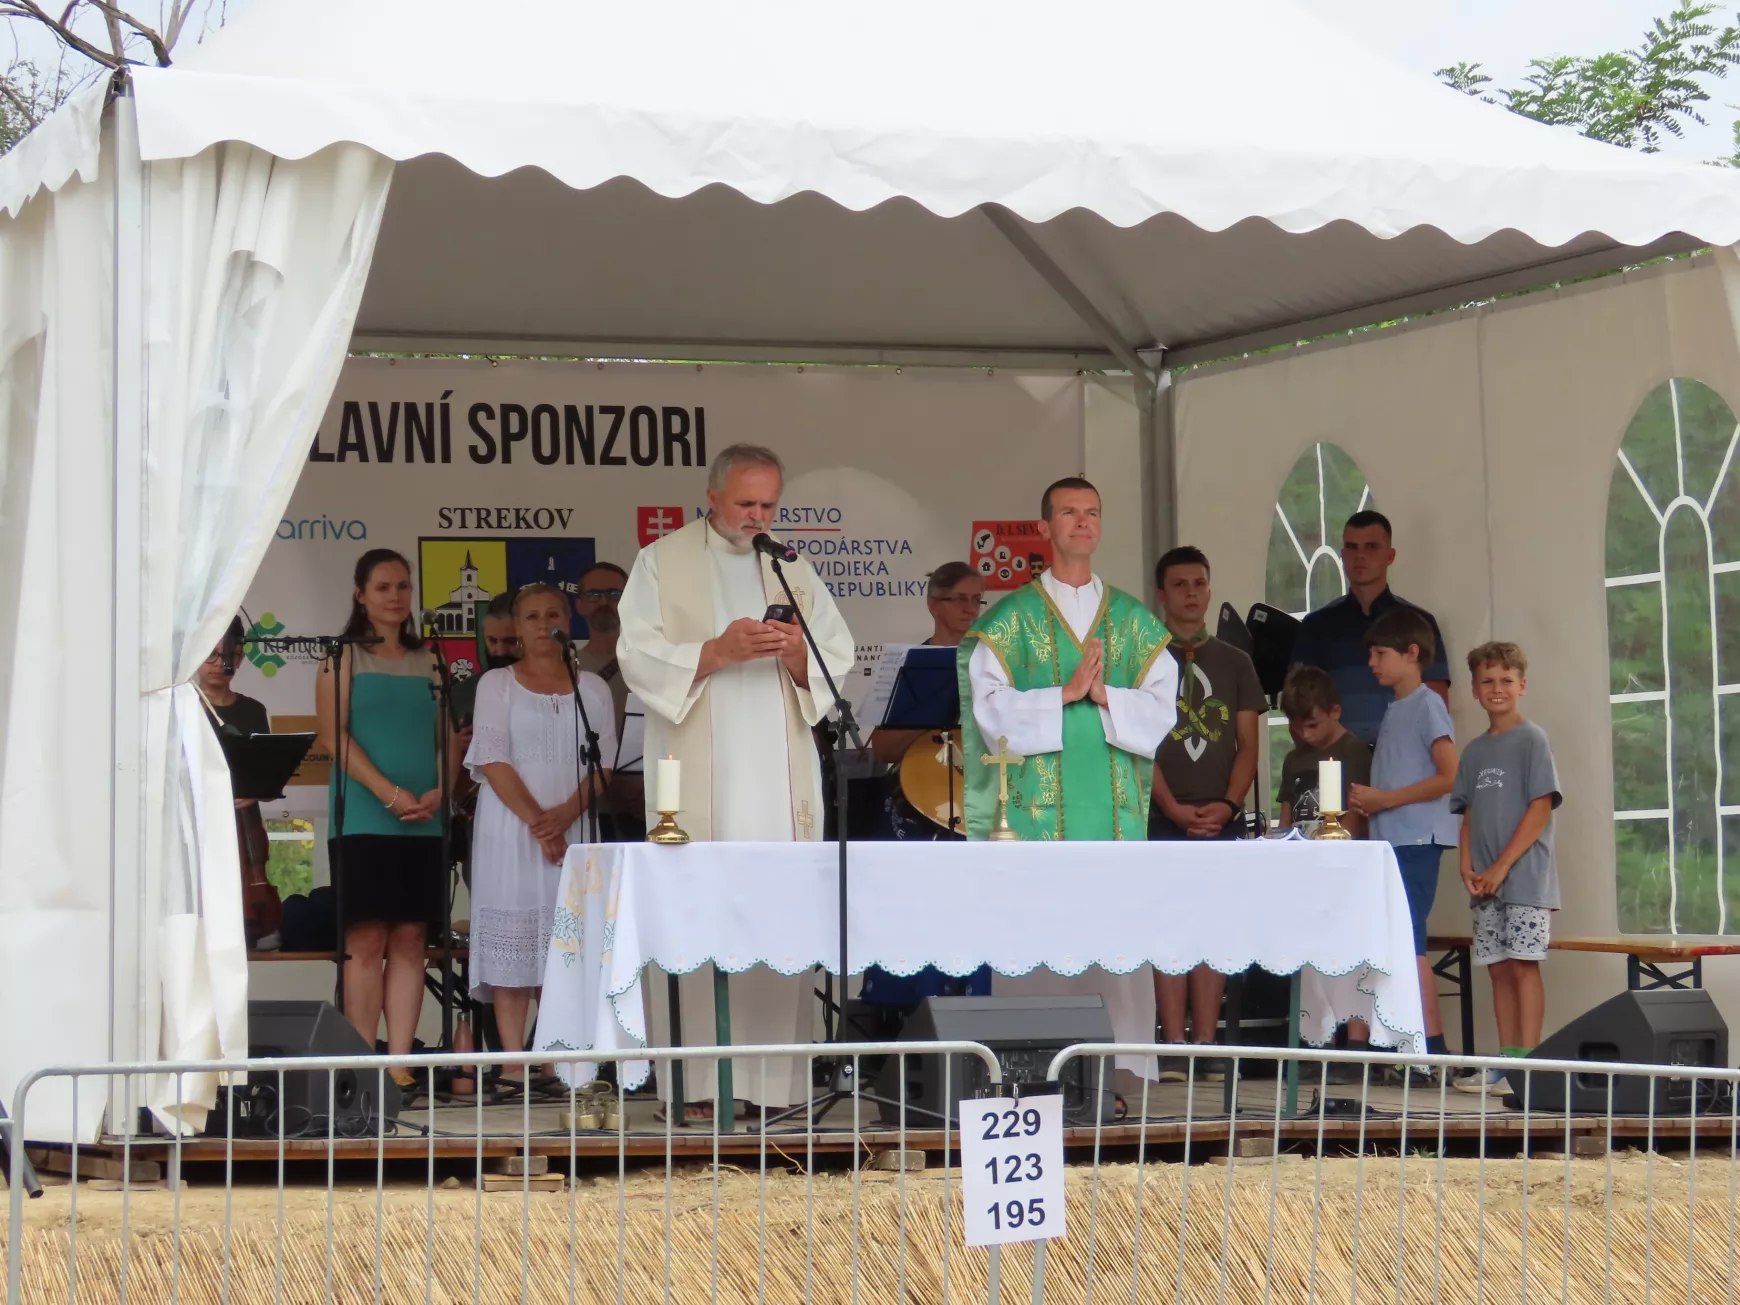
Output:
[987, 1197, 1045, 1231]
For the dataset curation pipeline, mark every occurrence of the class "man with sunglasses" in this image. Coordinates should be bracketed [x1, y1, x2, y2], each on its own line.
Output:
[569, 561, 639, 838]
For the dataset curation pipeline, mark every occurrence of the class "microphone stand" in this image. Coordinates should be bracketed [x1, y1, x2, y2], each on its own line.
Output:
[756, 553, 903, 1133]
[559, 634, 607, 845]
[425, 627, 458, 1064]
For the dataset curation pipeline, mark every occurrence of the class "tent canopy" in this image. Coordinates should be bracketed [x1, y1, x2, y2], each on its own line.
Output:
[7, 0, 1740, 366]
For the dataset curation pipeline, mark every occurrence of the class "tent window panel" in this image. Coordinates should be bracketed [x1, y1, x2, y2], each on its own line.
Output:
[1619, 382, 1680, 523]
[1671, 378, 1736, 508]
[1611, 699, 1669, 815]
[1262, 442, 1375, 818]
[1717, 569, 1740, 688]
[1606, 582, 1663, 696]
[1606, 377, 1740, 935]
[1615, 817, 1674, 935]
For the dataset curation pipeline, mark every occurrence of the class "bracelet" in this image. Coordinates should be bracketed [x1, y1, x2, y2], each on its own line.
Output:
[387, 786, 402, 812]
[1208, 797, 1242, 815]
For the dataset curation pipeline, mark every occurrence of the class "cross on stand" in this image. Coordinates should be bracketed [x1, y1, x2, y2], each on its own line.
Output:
[981, 734, 1025, 842]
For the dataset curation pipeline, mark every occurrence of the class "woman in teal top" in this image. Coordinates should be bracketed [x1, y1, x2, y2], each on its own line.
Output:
[316, 548, 461, 1090]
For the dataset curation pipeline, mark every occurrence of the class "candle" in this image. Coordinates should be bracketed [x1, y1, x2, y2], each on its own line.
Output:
[656, 756, 682, 814]
[1318, 758, 1342, 814]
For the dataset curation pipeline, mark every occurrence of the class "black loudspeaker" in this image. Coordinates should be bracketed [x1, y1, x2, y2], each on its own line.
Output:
[872, 995, 1115, 1127]
[205, 1000, 401, 1138]
[1517, 989, 1729, 1115]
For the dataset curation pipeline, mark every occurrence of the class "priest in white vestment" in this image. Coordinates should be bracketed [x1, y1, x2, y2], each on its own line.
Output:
[618, 443, 856, 1116]
[966, 477, 1179, 1084]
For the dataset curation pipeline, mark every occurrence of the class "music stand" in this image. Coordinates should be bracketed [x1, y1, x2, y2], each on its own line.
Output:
[218, 732, 315, 803]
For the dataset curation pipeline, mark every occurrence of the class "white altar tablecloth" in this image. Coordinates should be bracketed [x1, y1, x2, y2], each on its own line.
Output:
[535, 839, 1425, 1089]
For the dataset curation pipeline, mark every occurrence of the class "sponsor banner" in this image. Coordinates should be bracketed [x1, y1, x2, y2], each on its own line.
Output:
[243, 357, 1084, 802]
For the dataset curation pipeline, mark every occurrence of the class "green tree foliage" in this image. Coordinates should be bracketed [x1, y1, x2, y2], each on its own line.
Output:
[1438, 2, 1740, 156]
[0, 57, 77, 152]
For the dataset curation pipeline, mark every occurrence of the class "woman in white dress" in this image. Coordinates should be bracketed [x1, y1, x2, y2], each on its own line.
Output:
[465, 582, 617, 1080]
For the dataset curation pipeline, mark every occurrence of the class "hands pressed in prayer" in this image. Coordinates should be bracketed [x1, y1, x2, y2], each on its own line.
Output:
[1063, 638, 1106, 705]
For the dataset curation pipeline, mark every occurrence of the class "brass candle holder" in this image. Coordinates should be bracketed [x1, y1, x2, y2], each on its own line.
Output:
[648, 810, 691, 844]
[1310, 809, 1353, 840]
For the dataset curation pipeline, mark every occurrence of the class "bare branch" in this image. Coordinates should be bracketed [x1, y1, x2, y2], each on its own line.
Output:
[89, 0, 172, 65]
[0, 0, 133, 68]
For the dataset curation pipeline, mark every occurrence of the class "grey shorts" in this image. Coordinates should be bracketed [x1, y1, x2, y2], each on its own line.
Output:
[1471, 897, 1552, 965]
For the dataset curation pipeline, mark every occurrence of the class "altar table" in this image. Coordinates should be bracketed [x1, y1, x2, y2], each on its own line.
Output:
[534, 838, 1425, 1090]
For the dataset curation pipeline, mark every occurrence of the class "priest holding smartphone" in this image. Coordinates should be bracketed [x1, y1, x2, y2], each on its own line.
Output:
[617, 443, 856, 1120]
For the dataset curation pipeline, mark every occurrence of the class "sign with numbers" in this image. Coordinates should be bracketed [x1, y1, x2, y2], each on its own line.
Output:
[959, 1092, 1066, 1247]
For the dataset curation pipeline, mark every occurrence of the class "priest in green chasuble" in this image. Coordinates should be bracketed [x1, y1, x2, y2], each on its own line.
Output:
[959, 478, 1176, 840]
[959, 477, 1176, 1084]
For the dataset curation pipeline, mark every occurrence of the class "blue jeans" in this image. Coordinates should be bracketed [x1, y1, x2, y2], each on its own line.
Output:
[1391, 843, 1447, 956]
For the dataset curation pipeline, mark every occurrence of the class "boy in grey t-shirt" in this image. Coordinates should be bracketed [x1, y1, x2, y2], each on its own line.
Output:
[1449, 641, 1562, 1093]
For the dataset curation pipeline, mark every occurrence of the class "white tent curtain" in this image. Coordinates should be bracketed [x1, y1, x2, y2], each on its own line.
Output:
[0, 126, 118, 1144]
[131, 130, 392, 1131]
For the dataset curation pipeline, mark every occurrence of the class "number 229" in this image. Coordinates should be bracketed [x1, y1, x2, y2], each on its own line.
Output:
[987, 1198, 1046, 1230]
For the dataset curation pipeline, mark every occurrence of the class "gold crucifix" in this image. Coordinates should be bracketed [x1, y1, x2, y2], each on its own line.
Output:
[795, 801, 815, 838]
[981, 735, 1025, 842]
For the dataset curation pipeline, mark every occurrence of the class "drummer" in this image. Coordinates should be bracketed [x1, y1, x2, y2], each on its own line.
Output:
[868, 561, 985, 765]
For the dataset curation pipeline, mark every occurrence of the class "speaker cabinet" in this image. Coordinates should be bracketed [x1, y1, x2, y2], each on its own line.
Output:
[1518, 989, 1728, 1115]
[205, 1000, 401, 1138]
[872, 995, 1115, 1127]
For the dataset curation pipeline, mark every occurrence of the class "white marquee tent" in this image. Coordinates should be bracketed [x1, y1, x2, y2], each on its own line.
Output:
[5, 0, 1740, 1140]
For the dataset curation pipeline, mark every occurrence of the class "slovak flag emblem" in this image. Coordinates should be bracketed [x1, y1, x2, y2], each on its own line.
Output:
[637, 505, 686, 546]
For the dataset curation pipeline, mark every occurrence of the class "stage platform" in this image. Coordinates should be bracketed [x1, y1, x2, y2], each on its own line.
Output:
[43, 1076, 1735, 1173]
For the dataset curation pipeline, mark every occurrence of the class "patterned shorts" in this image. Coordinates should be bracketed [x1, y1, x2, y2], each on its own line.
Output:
[1471, 897, 1552, 965]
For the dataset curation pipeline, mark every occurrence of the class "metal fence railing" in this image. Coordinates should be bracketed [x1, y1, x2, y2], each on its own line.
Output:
[4, 1041, 1736, 1304]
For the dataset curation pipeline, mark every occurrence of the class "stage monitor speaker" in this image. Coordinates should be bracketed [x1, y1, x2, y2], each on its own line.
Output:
[1518, 989, 1728, 1115]
[1246, 604, 1302, 702]
[204, 1000, 401, 1138]
[872, 995, 1115, 1127]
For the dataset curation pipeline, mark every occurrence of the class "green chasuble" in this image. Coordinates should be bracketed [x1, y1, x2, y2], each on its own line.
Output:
[958, 580, 1170, 841]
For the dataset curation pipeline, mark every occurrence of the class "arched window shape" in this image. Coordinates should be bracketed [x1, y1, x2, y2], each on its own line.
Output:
[1261, 444, 1376, 812]
[1606, 378, 1740, 935]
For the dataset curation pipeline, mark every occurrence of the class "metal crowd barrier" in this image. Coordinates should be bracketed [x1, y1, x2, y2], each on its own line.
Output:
[3, 1041, 1737, 1304]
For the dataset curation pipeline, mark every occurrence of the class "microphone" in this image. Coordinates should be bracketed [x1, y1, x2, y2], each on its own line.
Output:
[419, 609, 439, 632]
[752, 532, 798, 563]
[549, 627, 573, 647]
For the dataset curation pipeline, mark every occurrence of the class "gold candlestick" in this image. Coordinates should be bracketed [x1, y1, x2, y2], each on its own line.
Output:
[648, 810, 690, 844]
[1310, 809, 1353, 840]
[981, 735, 1026, 842]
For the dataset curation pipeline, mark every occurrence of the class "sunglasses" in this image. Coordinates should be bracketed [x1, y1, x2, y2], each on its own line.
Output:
[580, 588, 625, 600]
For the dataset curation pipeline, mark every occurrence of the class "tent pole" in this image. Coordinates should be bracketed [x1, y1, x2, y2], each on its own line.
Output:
[1142, 369, 1176, 582]
[975, 205, 1154, 389]
[108, 86, 150, 1139]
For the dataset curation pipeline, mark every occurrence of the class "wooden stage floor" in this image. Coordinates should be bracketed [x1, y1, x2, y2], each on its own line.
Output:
[55, 1074, 1737, 1171]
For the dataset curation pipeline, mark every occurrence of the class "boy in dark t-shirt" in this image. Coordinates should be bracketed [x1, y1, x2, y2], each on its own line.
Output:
[1277, 667, 1371, 838]
[1148, 547, 1265, 1082]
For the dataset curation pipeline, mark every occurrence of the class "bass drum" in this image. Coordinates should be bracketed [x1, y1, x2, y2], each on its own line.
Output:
[897, 729, 966, 836]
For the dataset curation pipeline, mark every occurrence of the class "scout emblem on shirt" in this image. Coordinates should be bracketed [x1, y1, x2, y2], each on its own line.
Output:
[1170, 658, 1230, 763]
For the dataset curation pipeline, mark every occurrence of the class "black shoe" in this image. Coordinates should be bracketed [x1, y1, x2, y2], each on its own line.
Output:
[1157, 1056, 1189, 1082]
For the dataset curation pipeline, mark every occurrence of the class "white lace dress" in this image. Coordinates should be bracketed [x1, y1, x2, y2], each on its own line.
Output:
[465, 666, 618, 998]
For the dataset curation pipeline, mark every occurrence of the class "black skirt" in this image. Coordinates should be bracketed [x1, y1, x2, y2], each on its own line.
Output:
[328, 834, 445, 931]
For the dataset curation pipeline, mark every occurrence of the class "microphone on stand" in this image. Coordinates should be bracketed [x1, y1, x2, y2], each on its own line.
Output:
[419, 608, 440, 633]
[751, 532, 798, 564]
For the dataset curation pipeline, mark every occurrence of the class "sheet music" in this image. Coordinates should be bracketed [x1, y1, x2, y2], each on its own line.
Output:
[860, 642, 917, 730]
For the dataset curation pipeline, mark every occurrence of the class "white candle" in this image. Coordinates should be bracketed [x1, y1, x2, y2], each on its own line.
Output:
[656, 756, 681, 814]
[1318, 758, 1343, 814]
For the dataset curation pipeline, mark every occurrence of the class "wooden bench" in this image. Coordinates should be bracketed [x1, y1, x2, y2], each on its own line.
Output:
[1427, 933, 1740, 1055]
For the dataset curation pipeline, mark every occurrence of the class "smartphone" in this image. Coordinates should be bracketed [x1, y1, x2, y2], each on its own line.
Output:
[762, 603, 797, 625]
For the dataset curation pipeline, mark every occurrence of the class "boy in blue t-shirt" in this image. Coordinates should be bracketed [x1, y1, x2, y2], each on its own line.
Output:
[1348, 605, 1460, 1072]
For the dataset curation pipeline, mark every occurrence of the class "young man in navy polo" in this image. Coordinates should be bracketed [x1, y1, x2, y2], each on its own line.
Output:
[1290, 510, 1450, 742]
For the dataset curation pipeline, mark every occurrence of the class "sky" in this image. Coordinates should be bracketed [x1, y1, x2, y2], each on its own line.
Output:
[7, 1, 1738, 160]
[1296, 0, 1738, 160]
